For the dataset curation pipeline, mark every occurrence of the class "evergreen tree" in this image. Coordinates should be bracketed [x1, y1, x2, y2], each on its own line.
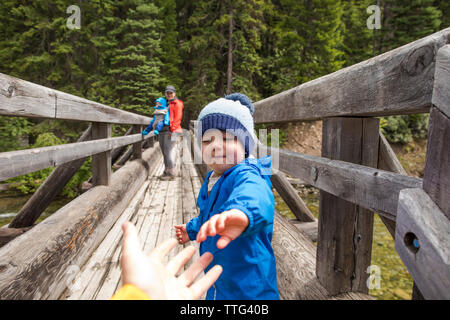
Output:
[105, 1, 165, 115]
[266, 0, 345, 93]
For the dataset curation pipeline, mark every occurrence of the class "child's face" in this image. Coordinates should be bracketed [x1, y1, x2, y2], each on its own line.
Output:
[201, 129, 245, 175]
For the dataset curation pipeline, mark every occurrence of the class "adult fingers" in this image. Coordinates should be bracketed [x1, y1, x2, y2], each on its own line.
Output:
[166, 246, 196, 276]
[189, 265, 223, 300]
[178, 252, 214, 287]
[121, 221, 142, 260]
[149, 238, 178, 260]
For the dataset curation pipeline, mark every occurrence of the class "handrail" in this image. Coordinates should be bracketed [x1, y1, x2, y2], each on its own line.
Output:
[253, 27, 450, 124]
[0, 132, 154, 182]
[0, 73, 153, 125]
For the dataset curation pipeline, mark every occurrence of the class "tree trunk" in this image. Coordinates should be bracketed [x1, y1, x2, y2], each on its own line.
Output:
[226, 8, 233, 95]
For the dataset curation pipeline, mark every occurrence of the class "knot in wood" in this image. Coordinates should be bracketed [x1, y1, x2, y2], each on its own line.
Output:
[310, 167, 318, 181]
[401, 45, 434, 76]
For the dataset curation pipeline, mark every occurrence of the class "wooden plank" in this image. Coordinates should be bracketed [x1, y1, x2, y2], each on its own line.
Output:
[273, 211, 372, 300]
[0, 72, 152, 125]
[61, 180, 150, 300]
[0, 132, 155, 182]
[258, 142, 421, 220]
[0, 72, 56, 118]
[92, 123, 112, 186]
[423, 107, 450, 220]
[395, 188, 450, 300]
[316, 117, 378, 295]
[432, 44, 450, 118]
[253, 28, 450, 123]
[0, 146, 161, 300]
[271, 168, 315, 222]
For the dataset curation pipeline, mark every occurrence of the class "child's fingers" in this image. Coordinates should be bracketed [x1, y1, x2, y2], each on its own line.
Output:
[216, 235, 232, 249]
[189, 265, 223, 300]
[216, 214, 227, 233]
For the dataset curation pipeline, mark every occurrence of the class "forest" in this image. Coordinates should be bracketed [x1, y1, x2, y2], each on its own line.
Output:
[0, 0, 449, 196]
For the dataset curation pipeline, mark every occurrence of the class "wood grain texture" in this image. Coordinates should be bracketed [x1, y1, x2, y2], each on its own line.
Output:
[0, 132, 155, 182]
[316, 118, 377, 295]
[0, 72, 152, 124]
[395, 188, 450, 299]
[259, 143, 422, 220]
[432, 44, 450, 118]
[423, 107, 450, 219]
[92, 123, 112, 186]
[253, 28, 450, 123]
[0, 145, 161, 299]
[273, 211, 372, 300]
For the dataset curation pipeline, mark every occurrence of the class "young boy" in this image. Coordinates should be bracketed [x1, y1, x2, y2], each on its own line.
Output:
[142, 97, 170, 136]
[175, 93, 279, 300]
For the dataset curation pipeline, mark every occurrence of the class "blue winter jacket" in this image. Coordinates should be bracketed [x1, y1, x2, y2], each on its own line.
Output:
[186, 156, 280, 300]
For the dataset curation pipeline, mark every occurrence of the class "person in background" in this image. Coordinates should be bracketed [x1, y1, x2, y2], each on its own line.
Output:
[158, 85, 184, 180]
[111, 221, 222, 300]
[142, 97, 170, 136]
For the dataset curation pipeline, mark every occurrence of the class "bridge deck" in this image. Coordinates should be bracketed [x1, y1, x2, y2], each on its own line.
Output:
[60, 149, 203, 300]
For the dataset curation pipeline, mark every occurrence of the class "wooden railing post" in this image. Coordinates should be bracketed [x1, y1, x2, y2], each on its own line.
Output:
[92, 122, 112, 186]
[131, 125, 143, 160]
[316, 117, 379, 295]
[394, 44, 450, 300]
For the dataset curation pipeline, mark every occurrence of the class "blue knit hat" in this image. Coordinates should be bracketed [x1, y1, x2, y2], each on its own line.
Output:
[153, 97, 167, 110]
[197, 93, 256, 157]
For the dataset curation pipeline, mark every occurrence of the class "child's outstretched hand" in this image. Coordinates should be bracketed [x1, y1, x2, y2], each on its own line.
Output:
[174, 224, 190, 245]
[196, 209, 249, 249]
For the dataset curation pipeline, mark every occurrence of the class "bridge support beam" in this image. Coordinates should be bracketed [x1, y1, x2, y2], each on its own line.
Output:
[92, 122, 111, 186]
[316, 117, 379, 295]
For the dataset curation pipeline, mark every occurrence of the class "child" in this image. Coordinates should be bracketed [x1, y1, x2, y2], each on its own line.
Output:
[142, 97, 170, 136]
[174, 93, 280, 300]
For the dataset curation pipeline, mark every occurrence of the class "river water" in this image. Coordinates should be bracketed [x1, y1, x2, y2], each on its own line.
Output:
[0, 194, 73, 227]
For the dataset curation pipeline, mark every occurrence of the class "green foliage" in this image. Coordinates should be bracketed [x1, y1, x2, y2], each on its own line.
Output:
[380, 114, 429, 144]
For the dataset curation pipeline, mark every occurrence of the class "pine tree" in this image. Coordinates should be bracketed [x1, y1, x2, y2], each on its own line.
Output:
[265, 0, 345, 93]
[105, 1, 165, 115]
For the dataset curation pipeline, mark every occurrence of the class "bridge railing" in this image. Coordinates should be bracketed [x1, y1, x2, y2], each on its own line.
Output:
[250, 27, 450, 299]
[0, 72, 156, 184]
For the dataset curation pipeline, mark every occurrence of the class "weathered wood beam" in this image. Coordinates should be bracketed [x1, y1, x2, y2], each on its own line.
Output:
[259, 143, 422, 220]
[0, 145, 161, 299]
[395, 188, 450, 300]
[0, 72, 152, 125]
[0, 132, 155, 182]
[92, 123, 112, 186]
[431, 44, 450, 118]
[254, 28, 450, 123]
[316, 117, 378, 295]
[423, 45, 450, 219]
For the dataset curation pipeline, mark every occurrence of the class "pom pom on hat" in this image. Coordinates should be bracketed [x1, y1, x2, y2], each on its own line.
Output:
[224, 93, 254, 116]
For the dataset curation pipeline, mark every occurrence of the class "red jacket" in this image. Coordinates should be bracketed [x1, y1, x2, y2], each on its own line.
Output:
[168, 98, 184, 133]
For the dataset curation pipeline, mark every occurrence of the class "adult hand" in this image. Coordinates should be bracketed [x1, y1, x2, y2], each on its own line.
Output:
[121, 221, 222, 299]
[196, 209, 249, 249]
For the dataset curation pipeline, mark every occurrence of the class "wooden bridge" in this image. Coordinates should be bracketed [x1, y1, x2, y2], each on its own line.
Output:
[0, 28, 449, 300]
